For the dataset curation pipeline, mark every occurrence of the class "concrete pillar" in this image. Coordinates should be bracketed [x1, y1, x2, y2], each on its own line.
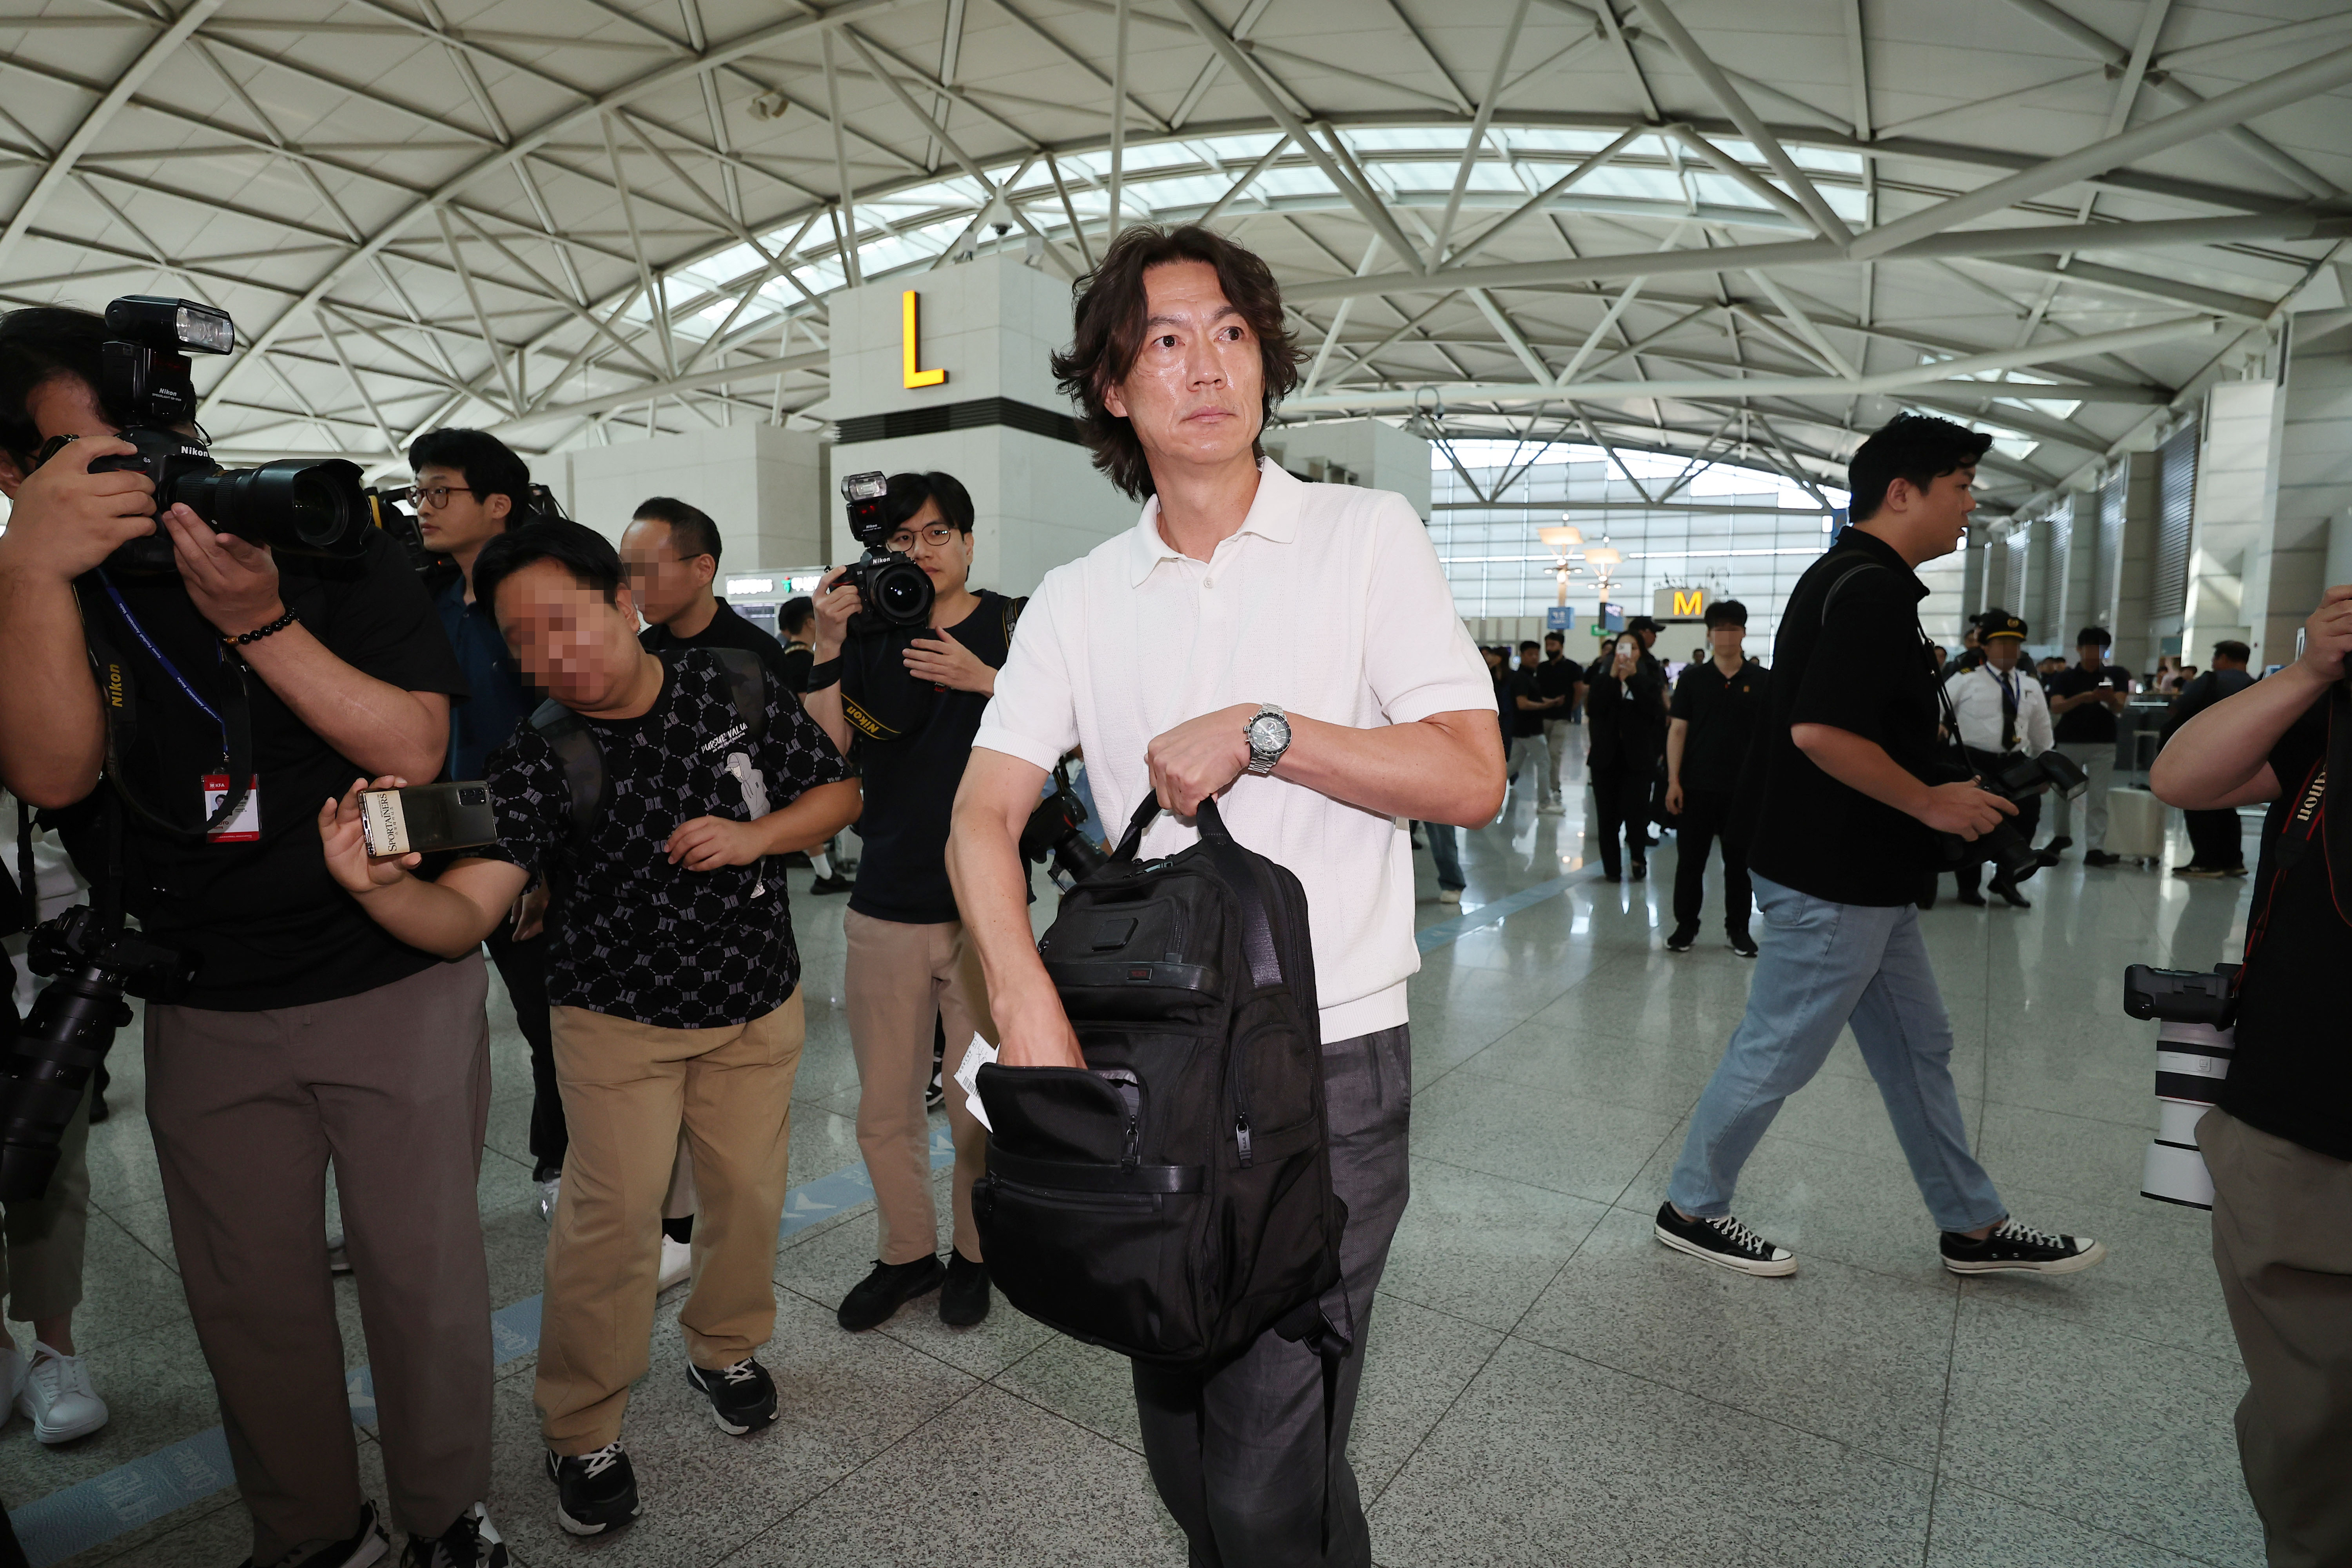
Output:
[1263, 419, 1433, 517]
[2281, 343, 2352, 636]
[824, 255, 1133, 597]
[2100, 451, 2159, 677]
[2181, 379, 2283, 667]
[550, 422, 825, 572]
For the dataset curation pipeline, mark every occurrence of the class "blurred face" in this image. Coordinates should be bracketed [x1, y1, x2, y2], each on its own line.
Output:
[1984, 636, 2023, 672]
[618, 516, 713, 626]
[2078, 642, 2106, 670]
[412, 463, 508, 559]
[1484, 648, 1504, 672]
[495, 560, 646, 710]
[1612, 636, 1638, 675]
[1709, 621, 1746, 660]
[1102, 260, 1264, 480]
[885, 498, 973, 597]
[1544, 637, 1563, 660]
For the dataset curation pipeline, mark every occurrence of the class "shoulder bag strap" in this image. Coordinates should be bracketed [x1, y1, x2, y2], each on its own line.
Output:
[1191, 796, 1283, 989]
[529, 698, 604, 837]
[704, 646, 768, 741]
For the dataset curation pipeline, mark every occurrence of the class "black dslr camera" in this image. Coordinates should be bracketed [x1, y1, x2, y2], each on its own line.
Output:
[45, 297, 370, 573]
[837, 470, 935, 632]
[1935, 749, 2089, 885]
[1021, 763, 1107, 891]
[0, 905, 198, 1201]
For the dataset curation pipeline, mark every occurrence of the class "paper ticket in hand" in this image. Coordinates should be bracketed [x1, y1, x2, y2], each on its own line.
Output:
[955, 1035, 997, 1130]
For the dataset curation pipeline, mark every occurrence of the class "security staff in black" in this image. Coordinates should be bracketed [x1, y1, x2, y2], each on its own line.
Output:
[1665, 599, 1768, 955]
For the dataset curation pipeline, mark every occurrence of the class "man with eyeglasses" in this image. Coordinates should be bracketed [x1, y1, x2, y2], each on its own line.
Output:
[802, 470, 1014, 1333]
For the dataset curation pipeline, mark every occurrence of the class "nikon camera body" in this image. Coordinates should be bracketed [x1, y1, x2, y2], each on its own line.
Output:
[2122, 963, 2238, 1209]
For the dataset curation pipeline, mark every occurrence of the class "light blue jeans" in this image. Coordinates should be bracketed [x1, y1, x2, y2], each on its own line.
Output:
[1419, 821, 1465, 892]
[1668, 874, 2006, 1234]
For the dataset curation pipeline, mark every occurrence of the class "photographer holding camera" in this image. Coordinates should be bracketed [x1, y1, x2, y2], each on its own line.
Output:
[1942, 610, 2056, 908]
[0, 303, 502, 1568]
[801, 470, 1015, 1332]
[1653, 413, 2104, 1282]
[2149, 589, 2352, 1568]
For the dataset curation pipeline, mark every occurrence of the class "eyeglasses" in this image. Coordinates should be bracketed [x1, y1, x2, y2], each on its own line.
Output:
[886, 523, 959, 551]
[407, 484, 476, 510]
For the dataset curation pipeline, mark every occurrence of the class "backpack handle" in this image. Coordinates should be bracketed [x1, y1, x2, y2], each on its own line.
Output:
[1107, 790, 1241, 863]
[1105, 792, 1281, 990]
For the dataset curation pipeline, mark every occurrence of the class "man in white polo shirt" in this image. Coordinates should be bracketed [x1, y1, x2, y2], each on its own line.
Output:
[947, 225, 1502, 1566]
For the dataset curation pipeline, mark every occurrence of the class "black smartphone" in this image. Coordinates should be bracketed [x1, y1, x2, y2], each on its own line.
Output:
[360, 781, 499, 857]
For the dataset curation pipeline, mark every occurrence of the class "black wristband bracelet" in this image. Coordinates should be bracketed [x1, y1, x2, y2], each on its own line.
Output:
[225, 610, 298, 648]
[804, 657, 841, 689]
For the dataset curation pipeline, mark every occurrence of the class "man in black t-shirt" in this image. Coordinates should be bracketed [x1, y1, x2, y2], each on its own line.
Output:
[1655, 414, 2103, 1285]
[320, 520, 858, 1537]
[2043, 626, 2132, 867]
[803, 470, 1014, 1334]
[1663, 600, 1767, 956]
[2150, 587, 2352, 1568]
[1508, 639, 1565, 811]
[623, 496, 800, 695]
[2164, 643, 2259, 876]
[0, 305, 500, 1568]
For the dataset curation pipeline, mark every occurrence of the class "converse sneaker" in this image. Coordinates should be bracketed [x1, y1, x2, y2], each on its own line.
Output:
[1653, 1201, 1797, 1277]
[1940, 1218, 2107, 1275]
[238, 1500, 390, 1567]
[1726, 930, 1758, 958]
[837, 1255, 946, 1331]
[546, 1442, 640, 1536]
[401, 1503, 508, 1567]
[686, 1356, 778, 1435]
[19, 1341, 108, 1443]
[1666, 922, 1699, 953]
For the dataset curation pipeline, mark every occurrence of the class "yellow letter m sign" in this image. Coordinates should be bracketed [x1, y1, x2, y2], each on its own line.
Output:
[1672, 588, 1706, 617]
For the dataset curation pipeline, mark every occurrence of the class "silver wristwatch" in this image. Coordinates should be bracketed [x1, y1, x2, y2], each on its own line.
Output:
[1244, 703, 1292, 776]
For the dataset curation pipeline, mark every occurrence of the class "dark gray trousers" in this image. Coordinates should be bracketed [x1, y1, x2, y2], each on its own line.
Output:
[1132, 1025, 1412, 1568]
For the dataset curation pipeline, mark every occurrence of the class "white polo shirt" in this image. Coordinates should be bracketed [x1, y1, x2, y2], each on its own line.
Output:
[1945, 662, 2053, 756]
[974, 460, 1494, 1042]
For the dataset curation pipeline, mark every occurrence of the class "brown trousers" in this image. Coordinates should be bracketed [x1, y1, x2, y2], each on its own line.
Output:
[2203, 1108, 2352, 1568]
[145, 956, 493, 1567]
[535, 992, 803, 1452]
[843, 911, 994, 1266]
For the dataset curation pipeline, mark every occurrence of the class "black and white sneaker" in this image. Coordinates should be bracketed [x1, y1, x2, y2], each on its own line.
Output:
[401, 1503, 508, 1567]
[1653, 1201, 1797, 1277]
[1940, 1219, 2106, 1275]
[686, 1356, 778, 1435]
[1666, 922, 1699, 953]
[546, 1442, 640, 1536]
[1726, 930, 1758, 958]
[240, 1500, 390, 1568]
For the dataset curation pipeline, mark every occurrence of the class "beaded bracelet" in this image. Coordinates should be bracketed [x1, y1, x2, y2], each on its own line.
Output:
[224, 610, 298, 648]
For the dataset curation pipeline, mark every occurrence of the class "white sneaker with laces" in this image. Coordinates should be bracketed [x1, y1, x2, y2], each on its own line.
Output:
[19, 1341, 108, 1443]
[657, 1235, 692, 1291]
[1437, 888, 1462, 905]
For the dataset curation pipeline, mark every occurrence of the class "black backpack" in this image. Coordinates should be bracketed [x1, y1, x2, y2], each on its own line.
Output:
[971, 793, 1347, 1369]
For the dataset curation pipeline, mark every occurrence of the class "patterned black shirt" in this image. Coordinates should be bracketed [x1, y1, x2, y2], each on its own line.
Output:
[479, 650, 851, 1028]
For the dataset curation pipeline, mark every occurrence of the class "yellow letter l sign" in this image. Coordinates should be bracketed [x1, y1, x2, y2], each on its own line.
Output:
[902, 290, 945, 389]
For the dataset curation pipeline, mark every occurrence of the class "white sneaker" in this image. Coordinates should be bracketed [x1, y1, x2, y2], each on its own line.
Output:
[1538, 802, 1566, 815]
[536, 1175, 561, 1223]
[328, 1231, 354, 1275]
[657, 1235, 692, 1291]
[19, 1342, 108, 1443]
[1437, 887, 1462, 904]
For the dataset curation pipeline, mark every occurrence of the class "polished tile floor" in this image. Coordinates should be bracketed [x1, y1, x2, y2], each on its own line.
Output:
[15, 743, 2264, 1567]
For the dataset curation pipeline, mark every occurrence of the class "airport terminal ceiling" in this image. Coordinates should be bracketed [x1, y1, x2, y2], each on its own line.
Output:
[2, 0, 2348, 523]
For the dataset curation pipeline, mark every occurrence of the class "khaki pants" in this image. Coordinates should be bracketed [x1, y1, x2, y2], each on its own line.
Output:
[2202, 1108, 2352, 1568]
[535, 992, 803, 1453]
[146, 957, 493, 1566]
[843, 911, 994, 1266]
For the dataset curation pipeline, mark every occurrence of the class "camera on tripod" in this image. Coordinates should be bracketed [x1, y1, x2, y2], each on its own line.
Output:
[1936, 749, 2089, 885]
[0, 904, 196, 1202]
[40, 297, 372, 574]
[836, 470, 935, 632]
[2122, 962, 2237, 1209]
[1021, 763, 1107, 892]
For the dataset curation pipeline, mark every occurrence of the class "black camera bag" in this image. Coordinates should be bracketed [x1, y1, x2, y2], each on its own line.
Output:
[972, 793, 1345, 1369]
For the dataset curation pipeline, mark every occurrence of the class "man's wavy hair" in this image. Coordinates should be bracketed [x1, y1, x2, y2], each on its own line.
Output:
[1051, 224, 1301, 501]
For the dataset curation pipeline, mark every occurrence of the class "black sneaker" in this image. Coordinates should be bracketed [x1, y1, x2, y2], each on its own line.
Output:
[837, 1255, 946, 1331]
[686, 1356, 778, 1435]
[402, 1503, 509, 1568]
[1989, 872, 2032, 909]
[546, 1442, 640, 1536]
[1956, 888, 1987, 907]
[808, 872, 853, 895]
[1653, 1201, 1796, 1277]
[1666, 922, 1699, 953]
[1726, 930, 1758, 958]
[1940, 1218, 2106, 1276]
[940, 1251, 990, 1326]
[2035, 835, 2072, 867]
[240, 1500, 390, 1568]
[2083, 849, 2121, 867]
[1630, 861, 1648, 880]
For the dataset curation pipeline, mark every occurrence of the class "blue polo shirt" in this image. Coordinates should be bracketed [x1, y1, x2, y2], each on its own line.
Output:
[433, 574, 533, 780]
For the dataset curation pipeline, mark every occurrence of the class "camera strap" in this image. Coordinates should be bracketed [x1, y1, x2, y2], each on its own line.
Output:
[74, 578, 256, 842]
[2240, 683, 2352, 973]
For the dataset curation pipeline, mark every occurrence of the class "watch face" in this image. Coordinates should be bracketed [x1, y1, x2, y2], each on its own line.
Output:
[1250, 716, 1286, 751]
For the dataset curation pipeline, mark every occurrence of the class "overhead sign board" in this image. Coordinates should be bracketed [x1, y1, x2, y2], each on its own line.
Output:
[1545, 606, 1574, 631]
[1653, 586, 1706, 619]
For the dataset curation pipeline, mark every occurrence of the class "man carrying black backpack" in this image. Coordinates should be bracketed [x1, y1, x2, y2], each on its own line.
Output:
[947, 225, 1502, 1565]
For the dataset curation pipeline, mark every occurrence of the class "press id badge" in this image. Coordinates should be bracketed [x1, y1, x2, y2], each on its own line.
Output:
[202, 774, 261, 842]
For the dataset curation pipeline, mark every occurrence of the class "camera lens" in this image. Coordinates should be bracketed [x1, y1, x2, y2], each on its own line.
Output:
[179, 459, 370, 559]
[878, 564, 930, 622]
[460, 787, 487, 806]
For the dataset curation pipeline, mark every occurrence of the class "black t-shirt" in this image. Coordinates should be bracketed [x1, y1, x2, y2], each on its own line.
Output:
[844, 591, 1015, 925]
[2046, 664, 2130, 744]
[2223, 701, 2351, 1160]
[1507, 668, 1548, 737]
[777, 641, 814, 696]
[62, 531, 467, 1010]
[1747, 530, 1945, 906]
[640, 599, 801, 699]
[1536, 655, 1579, 707]
[478, 650, 851, 1028]
[1671, 657, 1771, 794]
